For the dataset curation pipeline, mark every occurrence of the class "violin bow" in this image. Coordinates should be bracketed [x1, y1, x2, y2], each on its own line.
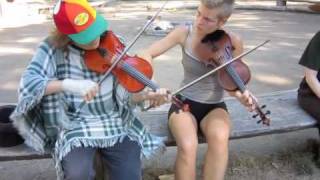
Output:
[74, 1, 168, 115]
[98, 1, 168, 85]
[172, 40, 270, 95]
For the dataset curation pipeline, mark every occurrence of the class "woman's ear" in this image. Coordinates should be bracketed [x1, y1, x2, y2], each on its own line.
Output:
[218, 17, 228, 28]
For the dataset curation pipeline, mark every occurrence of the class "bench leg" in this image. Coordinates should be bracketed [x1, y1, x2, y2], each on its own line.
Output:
[276, 0, 287, 6]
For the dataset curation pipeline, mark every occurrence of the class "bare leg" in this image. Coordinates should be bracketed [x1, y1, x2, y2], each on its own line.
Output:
[200, 108, 231, 180]
[169, 111, 198, 180]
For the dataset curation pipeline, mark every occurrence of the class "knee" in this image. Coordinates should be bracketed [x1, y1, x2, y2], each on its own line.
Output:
[107, 140, 142, 180]
[177, 139, 198, 157]
[61, 147, 96, 180]
[64, 166, 95, 180]
[62, 156, 95, 180]
[206, 125, 230, 147]
[297, 94, 308, 108]
[121, 163, 142, 179]
[109, 158, 142, 180]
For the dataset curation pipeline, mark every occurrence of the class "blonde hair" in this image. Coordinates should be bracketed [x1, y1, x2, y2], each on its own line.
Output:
[200, 0, 234, 18]
[48, 28, 71, 50]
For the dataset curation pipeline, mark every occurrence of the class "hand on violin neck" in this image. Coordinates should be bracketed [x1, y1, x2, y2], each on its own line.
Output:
[228, 90, 256, 112]
[62, 79, 99, 102]
[147, 88, 172, 107]
[132, 88, 171, 107]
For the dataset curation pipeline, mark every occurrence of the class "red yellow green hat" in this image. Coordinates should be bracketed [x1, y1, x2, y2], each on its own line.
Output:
[53, 0, 108, 45]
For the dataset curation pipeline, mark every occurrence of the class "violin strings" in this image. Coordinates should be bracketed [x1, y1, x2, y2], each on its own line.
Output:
[224, 62, 266, 118]
[94, 47, 159, 91]
[225, 65, 246, 92]
[113, 48, 159, 90]
[121, 62, 159, 90]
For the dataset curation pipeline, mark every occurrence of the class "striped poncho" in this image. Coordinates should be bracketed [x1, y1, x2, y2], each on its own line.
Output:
[10, 39, 165, 179]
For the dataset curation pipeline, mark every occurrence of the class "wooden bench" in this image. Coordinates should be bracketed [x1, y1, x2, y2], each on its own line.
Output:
[277, 0, 320, 7]
[141, 89, 318, 145]
[0, 89, 317, 161]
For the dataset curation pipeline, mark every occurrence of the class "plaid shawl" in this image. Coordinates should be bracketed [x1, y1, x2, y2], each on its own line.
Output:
[10, 39, 165, 179]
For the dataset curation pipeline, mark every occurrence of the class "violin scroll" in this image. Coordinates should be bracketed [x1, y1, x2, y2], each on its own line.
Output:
[252, 103, 271, 126]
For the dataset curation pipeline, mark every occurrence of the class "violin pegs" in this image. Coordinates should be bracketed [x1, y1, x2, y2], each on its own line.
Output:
[257, 119, 262, 124]
[252, 114, 259, 118]
[261, 105, 266, 109]
[265, 110, 271, 115]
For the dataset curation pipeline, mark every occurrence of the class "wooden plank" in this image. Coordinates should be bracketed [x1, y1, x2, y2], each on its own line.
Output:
[0, 144, 50, 161]
[0, 90, 317, 161]
[288, 0, 320, 3]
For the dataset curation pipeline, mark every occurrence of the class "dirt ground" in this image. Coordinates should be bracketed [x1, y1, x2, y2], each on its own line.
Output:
[143, 139, 320, 180]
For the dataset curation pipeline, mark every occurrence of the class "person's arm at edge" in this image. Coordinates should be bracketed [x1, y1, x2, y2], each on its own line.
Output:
[305, 67, 320, 98]
[225, 31, 244, 98]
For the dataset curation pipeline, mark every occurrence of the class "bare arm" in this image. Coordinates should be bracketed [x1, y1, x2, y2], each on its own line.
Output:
[226, 33, 255, 111]
[305, 67, 320, 98]
[45, 79, 99, 102]
[138, 26, 188, 62]
[226, 32, 245, 97]
[131, 88, 171, 107]
[45, 80, 63, 95]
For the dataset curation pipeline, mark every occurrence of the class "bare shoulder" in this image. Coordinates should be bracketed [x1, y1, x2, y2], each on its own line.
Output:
[227, 31, 243, 48]
[168, 25, 189, 45]
[225, 30, 244, 55]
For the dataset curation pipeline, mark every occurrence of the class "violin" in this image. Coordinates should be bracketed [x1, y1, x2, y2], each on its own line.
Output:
[84, 31, 189, 111]
[195, 30, 271, 125]
[84, 31, 154, 93]
[74, 1, 183, 114]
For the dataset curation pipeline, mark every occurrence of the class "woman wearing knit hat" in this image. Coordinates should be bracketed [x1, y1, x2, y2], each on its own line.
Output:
[10, 0, 170, 180]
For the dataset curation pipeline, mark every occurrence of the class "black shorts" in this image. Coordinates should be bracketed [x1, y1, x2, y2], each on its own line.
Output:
[168, 94, 228, 127]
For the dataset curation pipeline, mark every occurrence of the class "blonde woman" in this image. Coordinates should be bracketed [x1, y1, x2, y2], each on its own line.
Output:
[139, 0, 256, 179]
